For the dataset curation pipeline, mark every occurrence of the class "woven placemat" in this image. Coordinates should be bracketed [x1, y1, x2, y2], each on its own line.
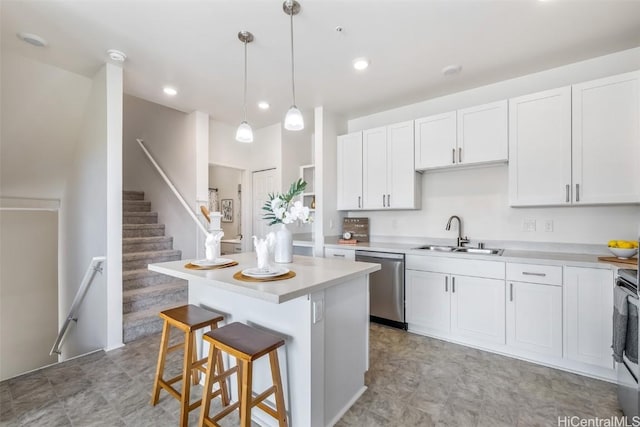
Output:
[233, 270, 296, 282]
[184, 261, 239, 270]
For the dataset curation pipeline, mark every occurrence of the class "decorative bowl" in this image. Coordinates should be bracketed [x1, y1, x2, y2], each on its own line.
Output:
[609, 247, 638, 259]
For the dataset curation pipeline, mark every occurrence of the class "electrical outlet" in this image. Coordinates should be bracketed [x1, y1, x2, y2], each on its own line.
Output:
[522, 219, 536, 232]
[544, 220, 554, 232]
[312, 299, 324, 324]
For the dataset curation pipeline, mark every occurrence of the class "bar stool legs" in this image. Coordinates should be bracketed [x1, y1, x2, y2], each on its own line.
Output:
[199, 322, 288, 427]
[150, 304, 228, 427]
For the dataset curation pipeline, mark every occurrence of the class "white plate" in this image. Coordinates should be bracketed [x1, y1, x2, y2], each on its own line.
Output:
[242, 267, 289, 278]
[190, 258, 234, 267]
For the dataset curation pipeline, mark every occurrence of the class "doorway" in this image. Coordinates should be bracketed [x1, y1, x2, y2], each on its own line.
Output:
[252, 168, 278, 239]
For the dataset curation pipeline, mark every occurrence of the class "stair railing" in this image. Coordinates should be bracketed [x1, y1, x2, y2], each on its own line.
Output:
[136, 138, 208, 236]
[50, 256, 106, 356]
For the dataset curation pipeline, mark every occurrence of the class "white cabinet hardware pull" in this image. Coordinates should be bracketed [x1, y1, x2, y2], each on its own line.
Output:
[452, 276, 456, 293]
[358, 196, 361, 208]
[458, 147, 462, 163]
[522, 272, 546, 277]
[576, 184, 580, 202]
[387, 194, 390, 207]
[452, 148, 456, 164]
[445, 276, 448, 292]
[566, 184, 570, 203]
[510, 283, 513, 302]
[333, 254, 345, 258]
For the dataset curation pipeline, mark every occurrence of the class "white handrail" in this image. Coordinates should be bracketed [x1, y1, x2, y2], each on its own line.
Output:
[50, 256, 106, 356]
[136, 138, 209, 236]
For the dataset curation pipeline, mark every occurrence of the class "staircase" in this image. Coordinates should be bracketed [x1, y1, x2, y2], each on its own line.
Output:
[122, 191, 187, 343]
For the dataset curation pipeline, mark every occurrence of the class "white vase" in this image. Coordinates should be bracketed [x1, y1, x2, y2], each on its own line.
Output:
[274, 223, 293, 263]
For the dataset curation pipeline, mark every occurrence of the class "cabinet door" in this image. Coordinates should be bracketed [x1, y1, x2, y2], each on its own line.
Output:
[564, 267, 614, 369]
[457, 100, 508, 165]
[406, 270, 450, 336]
[451, 275, 505, 345]
[414, 112, 456, 170]
[508, 87, 572, 206]
[572, 71, 640, 204]
[337, 132, 363, 210]
[507, 281, 562, 357]
[362, 127, 388, 209]
[386, 121, 418, 209]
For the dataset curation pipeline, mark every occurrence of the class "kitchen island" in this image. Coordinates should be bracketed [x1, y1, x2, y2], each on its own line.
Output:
[149, 253, 380, 427]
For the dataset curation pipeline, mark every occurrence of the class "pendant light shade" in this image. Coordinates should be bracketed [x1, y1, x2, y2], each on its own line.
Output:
[236, 31, 254, 143]
[284, 106, 304, 131]
[236, 121, 253, 143]
[283, 0, 304, 131]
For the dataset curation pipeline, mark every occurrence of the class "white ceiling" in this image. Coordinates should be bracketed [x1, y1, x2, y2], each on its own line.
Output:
[2, 0, 640, 129]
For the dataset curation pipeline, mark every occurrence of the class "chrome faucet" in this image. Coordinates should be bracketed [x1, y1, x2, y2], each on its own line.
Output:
[446, 215, 470, 247]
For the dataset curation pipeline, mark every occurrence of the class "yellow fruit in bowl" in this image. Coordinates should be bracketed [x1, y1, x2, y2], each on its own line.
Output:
[632, 241, 639, 248]
[608, 240, 618, 248]
[619, 242, 633, 249]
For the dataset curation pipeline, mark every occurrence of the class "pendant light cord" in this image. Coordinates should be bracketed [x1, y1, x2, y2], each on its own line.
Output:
[289, 4, 296, 106]
[243, 39, 248, 122]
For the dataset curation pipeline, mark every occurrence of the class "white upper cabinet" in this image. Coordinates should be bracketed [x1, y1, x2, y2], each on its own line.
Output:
[340, 121, 420, 211]
[414, 112, 456, 169]
[414, 100, 508, 170]
[337, 131, 363, 210]
[572, 71, 640, 204]
[457, 100, 508, 165]
[362, 126, 387, 209]
[509, 87, 572, 206]
[509, 71, 640, 207]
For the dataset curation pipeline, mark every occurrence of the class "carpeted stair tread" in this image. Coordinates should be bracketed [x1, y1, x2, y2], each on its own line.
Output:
[123, 224, 165, 238]
[123, 249, 181, 260]
[123, 302, 187, 343]
[123, 191, 145, 201]
[123, 212, 158, 224]
[123, 200, 151, 212]
[123, 281, 187, 314]
[123, 236, 173, 253]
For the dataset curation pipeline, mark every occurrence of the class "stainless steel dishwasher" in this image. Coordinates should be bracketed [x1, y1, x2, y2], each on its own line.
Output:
[355, 250, 406, 330]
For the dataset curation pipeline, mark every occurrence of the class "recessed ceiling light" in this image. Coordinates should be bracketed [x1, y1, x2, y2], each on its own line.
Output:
[258, 101, 270, 110]
[163, 87, 178, 96]
[107, 49, 127, 62]
[442, 64, 462, 76]
[16, 32, 47, 47]
[353, 57, 370, 71]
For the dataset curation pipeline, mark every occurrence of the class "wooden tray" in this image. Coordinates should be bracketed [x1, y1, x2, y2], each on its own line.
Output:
[598, 256, 638, 266]
[185, 261, 238, 270]
[233, 270, 296, 282]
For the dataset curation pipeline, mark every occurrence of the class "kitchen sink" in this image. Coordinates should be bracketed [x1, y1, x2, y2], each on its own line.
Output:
[413, 245, 503, 256]
[453, 247, 504, 255]
[414, 245, 458, 252]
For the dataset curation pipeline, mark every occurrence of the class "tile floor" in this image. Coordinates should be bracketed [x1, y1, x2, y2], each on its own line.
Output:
[1, 323, 622, 427]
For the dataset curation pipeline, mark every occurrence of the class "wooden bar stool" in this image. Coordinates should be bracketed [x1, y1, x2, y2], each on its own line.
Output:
[199, 322, 288, 427]
[151, 304, 230, 427]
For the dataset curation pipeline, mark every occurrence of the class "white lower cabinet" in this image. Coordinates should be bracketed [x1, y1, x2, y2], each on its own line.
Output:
[451, 275, 505, 345]
[406, 270, 450, 336]
[506, 281, 562, 357]
[564, 266, 614, 369]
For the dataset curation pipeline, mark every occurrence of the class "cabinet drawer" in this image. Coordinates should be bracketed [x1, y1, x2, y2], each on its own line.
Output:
[324, 248, 355, 261]
[506, 263, 562, 286]
[406, 255, 505, 279]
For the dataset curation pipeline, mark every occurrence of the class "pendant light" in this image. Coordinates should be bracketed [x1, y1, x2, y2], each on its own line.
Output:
[236, 31, 254, 143]
[283, 0, 304, 131]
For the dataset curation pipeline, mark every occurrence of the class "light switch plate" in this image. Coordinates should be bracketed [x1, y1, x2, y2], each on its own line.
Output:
[312, 299, 324, 324]
[522, 219, 536, 232]
[544, 220, 554, 232]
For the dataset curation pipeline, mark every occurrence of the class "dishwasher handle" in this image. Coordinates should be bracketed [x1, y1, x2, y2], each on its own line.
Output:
[355, 250, 404, 261]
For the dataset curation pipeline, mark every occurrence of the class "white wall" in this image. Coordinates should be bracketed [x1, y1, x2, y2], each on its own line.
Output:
[123, 95, 198, 259]
[345, 47, 640, 245]
[1, 211, 58, 380]
[0, 51, 92, 199]
[59, 65, 110, 359]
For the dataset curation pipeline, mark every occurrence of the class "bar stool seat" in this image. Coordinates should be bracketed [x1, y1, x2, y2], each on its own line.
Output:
[199, 322, 288, 427]
[151, 304, 229, 427]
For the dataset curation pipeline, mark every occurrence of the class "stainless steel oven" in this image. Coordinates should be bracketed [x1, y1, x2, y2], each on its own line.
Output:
[617, 267, 640, 417]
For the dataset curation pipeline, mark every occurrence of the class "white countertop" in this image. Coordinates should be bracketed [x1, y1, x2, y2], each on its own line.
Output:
[148, 252, 381, 304]
[324, 240, 637, 271]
